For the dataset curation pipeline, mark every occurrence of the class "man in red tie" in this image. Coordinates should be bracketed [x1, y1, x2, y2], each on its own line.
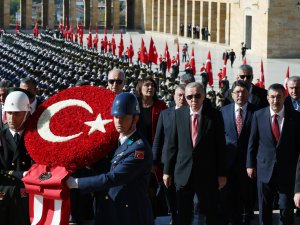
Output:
[247, 83, 300, 225]
[163, 82, 227, 225]
[220, 80, 257, 225]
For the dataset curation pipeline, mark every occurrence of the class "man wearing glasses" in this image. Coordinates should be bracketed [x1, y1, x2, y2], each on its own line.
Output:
[107, 69, 125, 94]
[163, 82, 227, 225]
[224, 64, 268, 109]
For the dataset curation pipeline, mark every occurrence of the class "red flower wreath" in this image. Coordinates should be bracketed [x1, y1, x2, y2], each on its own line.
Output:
[24, 86, 119, 171]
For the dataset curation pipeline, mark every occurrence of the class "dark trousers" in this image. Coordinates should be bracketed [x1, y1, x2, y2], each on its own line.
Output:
[176, 171, 218, 225]
[257, 168, 294, 225]
[219, 168, 255, 225]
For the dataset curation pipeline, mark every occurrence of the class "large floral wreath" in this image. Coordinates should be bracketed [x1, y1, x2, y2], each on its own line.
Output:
[24, 86, 119, 171]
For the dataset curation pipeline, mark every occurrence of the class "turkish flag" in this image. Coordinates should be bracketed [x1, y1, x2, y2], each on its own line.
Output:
[284, 66, 290, 96]
[128, 36, 134, 63]
[111, 31, 116, 55]
[118, 32, 124, 58]
[205, 50, 213, 86]
[87, 25, 93, 49]
[190, 48, 196, 76]
[176, 43, 180, 67]
[59, 19, 63, 33]
[93, 28, 99, 50]
[104, 27, 108, 52]
[140, 38, 148, 65]
[33, 20, 39, 37]
[260, 59, 265, 89]
[148, 37, 158, 64]
[15, 20, 19, 33]
[164, 42, 171, 71]
[222, 57, 227, 79]
[69, 23, 73, 42]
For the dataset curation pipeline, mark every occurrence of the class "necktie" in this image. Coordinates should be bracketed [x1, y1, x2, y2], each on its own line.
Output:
[272, 114, 280, 144]
[14, 133, 20, 144]
[192, 113, 198, 147]
[236, 108, 243, 136]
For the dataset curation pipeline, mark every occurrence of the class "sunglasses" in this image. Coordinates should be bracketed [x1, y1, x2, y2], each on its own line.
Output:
[186, 94, 201, 100]
[239, 75, 252, 80]
[108, 79, 123, 85]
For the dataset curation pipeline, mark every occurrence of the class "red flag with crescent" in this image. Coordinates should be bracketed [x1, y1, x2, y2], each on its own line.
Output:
[23, 86, 118, 225]
[205, 50, 213, 86]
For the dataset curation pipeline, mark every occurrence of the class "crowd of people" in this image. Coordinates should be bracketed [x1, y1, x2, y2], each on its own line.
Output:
[0, 29, 300, 225]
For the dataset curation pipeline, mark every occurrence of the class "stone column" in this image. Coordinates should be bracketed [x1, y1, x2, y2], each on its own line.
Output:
[0, 0, 10, 29]
[42, 0, 49, 28]
[164, 0, 170, 33]
[177, 0, 184, 36]
[158, 0, 164, 32]
[70, 0, 76, 28]
[21, 0, 32, 29]
[192, 0, 195, 38]
[92, 0, 98, 28]
[143, 0, 152, 31]
[170, 0, 177, 35]
[134, 0, 142, 29]
[184, 0, 187, 37]
[84, 0, 91, 28]
[105, 0, 112, 28]
[210, 2, 217, 42]
[218, 3, 226, 44]
[194, 1, 200, 38]
[63, 0, 69, 25]
[152, 0, 158, 31]
[127, 0, 134, 29]
[225, 2, 231, 45]
[113, 0, 120, 29]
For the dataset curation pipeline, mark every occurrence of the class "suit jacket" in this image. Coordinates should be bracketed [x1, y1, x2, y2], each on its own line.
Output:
[78, 131, 154, 225]
[224, 84, 268, 109]
[152, 107, 175, 165]
[151, 100, 167, 143]
[164, 105, 226, 191]
[0, 127, 32, 178]
[296, 154, 300, 193]
[246, 107, 300, 191]
[284, 96, 296, 111]
[220, 103, 257, 171]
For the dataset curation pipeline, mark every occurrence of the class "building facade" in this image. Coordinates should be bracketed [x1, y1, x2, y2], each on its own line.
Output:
[1, 0, 300, 58]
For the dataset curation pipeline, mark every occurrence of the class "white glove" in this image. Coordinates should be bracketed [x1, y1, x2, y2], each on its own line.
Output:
[66, 176, 78, 189]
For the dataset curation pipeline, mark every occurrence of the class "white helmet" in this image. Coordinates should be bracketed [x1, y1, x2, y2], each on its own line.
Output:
[4, 91, 31, 112]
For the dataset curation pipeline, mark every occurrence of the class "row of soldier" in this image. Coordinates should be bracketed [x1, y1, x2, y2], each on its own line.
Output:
[1, 29, 300, 225]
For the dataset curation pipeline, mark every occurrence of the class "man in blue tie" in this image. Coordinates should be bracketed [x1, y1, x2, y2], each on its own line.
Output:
[285, 76, 300, 112]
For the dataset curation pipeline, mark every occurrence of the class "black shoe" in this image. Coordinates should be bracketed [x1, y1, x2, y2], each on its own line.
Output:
[169, 214, 177, 225]
[296, 208, 300, 217]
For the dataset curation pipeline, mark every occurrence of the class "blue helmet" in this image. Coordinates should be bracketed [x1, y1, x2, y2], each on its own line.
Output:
[111, 92, 140, 116]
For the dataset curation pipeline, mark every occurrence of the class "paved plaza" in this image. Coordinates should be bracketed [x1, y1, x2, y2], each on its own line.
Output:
[96, 30, 300, 88]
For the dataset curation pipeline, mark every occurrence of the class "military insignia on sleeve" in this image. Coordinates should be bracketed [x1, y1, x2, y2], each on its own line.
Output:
[20, 188, 27, 198]
[134, 150, 145, 159]
[0, 192, 5, 200]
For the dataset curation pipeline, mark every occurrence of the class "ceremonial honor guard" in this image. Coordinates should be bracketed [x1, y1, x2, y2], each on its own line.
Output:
[0, 91, 32, 225]
[67, 93, 154, 225]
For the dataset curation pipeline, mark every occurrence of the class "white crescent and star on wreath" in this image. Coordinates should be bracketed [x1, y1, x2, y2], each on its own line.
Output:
[37, 99, 113, 143]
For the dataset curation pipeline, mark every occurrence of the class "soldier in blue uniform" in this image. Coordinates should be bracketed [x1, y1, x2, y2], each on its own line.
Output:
[67, 92, 154, 225]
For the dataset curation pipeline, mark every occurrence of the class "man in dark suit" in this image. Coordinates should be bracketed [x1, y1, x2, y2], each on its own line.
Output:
[224, 64, 268, 109]
[247, 84, 300, 225]
[220, 80, 257, 225]
[285, 76, 300, 112]
[152, 84, 187, 225]
[0, 91, 32, 225]
[163, 82, 227, 225]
